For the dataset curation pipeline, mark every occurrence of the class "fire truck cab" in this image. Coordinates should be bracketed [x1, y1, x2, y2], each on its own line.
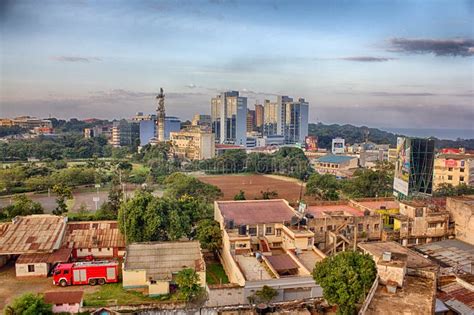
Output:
[53, 261, 119, 287]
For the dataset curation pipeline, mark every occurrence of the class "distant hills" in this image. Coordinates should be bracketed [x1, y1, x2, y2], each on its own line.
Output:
[308, 123, 474, 150]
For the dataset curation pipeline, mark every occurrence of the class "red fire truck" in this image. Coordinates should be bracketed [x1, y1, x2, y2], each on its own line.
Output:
[52, 261, 119, 287]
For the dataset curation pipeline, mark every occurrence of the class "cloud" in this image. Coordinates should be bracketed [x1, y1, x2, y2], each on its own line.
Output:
[52, 56, 102, 63]
[185, 83, 197, 88]
[339, 56, 396, 62]
[388, 38, 474, 57]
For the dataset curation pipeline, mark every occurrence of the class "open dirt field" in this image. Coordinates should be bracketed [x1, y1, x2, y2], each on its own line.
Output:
[196, 174, 320, 205]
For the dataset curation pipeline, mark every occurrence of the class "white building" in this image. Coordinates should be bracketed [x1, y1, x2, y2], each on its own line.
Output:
[332, 138, 345, 154]
[170, 126, 215, 160]
[211, 91, 247, 146]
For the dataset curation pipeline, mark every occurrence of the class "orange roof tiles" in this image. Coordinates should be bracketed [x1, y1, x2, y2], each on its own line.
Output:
[63, 221, 125, 249]
[217, 199, 296, 225]
[0, 215, 66, 254]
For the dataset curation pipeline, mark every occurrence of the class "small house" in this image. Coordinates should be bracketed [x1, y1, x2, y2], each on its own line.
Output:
[43, 291, 84, 314]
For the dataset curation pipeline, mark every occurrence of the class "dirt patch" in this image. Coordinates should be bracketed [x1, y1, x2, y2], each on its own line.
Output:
[196, 174, 320, 205]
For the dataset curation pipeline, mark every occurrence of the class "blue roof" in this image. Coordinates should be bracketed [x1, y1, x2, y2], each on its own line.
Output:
[317, 155, 355, 164]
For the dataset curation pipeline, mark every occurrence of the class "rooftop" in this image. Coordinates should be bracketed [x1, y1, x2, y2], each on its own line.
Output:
[124, 241, 204, 281]
[234, 254, 273, 281]
[0, 215, 67, 254]
[307, 203, 365, 218]
[63, 221, 125, 249]
[17, 247, 72, 264]
[359, 241, 437, 270]
[438, 276, 474, 314]
[316, 155, 356, 164]
[415, 239, 474, 272]
[354, 199, 399, 211]
[266, 254, 299, 273]
[44, 291, 84, 304]
[217, 199, 296, 225]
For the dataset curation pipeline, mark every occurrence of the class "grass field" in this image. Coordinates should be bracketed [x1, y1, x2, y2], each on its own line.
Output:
[206, 262, 229, 285]
[196, 174, 320, 205]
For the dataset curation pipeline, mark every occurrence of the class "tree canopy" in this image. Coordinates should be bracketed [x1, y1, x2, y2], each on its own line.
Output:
[433, 183, 474, 197]
[313, 251, 377, 315]
[0, 194, 43, 220]
[4, 293, 52, 315]
[305, 173, 340, 200]
[163, 173, 223, 203]
[175, 268, 202, 301]
[196, 219, 222, 255]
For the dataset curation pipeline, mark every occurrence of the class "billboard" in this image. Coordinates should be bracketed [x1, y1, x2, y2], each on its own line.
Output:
[305, 136, 318, 152]
[445, 159, 458, 167]
[393, 137, 410, 196]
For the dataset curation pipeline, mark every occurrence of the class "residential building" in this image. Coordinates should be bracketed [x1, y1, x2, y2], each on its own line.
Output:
[211, 91, 247, 146]
[312, 154, 358, 177]
[44, 291, 84, 314]
[433, 152, 474, 189]
[84, 125, 112, 139]
[358, 241, 438, 315]
[122, 241, 205, 297]
[62, 221, 126, 259]
[446, 196, 474, 245]
[331, 138, 345, 154]
[214, 199, 325, 303]
[132, 112, 156, 121]
[0, 116, 52, 130]
[383, 199, 453, 247]
[15, 248, 71, 277]
[393, 137, 435, 198]
[305, 202, 383, 253]
[350, 198, 400, 228]
[139, 119, 155, 146]
[254, 103, 264, 131]
[247, 109, 256, 132]
[110, 120, 140, 148]
[170, 126, 215, 160]
[192, 114, 211, 127]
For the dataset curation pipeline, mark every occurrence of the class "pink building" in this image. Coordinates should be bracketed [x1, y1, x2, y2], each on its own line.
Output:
[44, 291, 83, 314]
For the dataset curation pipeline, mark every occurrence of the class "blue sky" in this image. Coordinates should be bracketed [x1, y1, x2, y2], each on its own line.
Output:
[1, 0, 473, 129]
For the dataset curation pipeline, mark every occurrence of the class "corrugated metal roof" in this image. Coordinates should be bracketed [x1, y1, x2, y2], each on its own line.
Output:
[63, 221, 125, 249]
[124, 241, 204, 281]
[17, 248, 72, 264]
[415, 239, 474, 271]
[0, 215, 66, 254]
[217, 199, 296, 225]
[266, 254, 299, 271]
[438, 279, 474, 315]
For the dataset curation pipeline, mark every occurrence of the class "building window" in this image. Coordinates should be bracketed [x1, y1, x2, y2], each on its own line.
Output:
[248, 227, 257, 236]
[265, 226, 273, 235]
[276, 229, 281, 236]
[408, 238, 417, 245]
[460, 168, 465, 172]
[358, 224, 363, 232]
[366, 224, 370, 231]
[415, 208, 424, 217]
[374, 224, 380, 231]
[460, 176, 464, 182]
[448, 175, 453, 180]
[27, 265, 35, 273]
[230, 243, 235, 250]
[319, 227, 324, 232]
[327, 225, 333, 231]
[98, 248, 102, 252]
[448, 167, 453, 171]
[428, 223, 437, 228]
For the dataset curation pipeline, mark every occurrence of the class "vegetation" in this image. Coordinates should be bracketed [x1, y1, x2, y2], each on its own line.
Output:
[175, 268, 203, 302]
[254, 285, 278, 304]
[313, 251, 377, 315]
[0, 194, 43, 220]
[260, 189, 279, 200]
[205, 262, 229, 285]
[83, 283, 168, 307]
[164, 173, 223, 203]
[433, 183, 474, 197]
[341, 162, 394, 198]
[4, 293, 52, 315]
[234, 190, 246, 200]
[196, 219, 222, 257]
[134, 143, 180, 183]
[305, 173, 340, 200]
[52, 184, 73, 215]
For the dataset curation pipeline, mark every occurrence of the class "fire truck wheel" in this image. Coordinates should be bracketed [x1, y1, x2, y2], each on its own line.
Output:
[59, 280, 67, 287]
[89, 278, 97, 286]
[98, 278, 105, 285]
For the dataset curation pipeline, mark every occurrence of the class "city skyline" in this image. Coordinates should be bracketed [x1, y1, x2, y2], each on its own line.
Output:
[1, 0, 473, 130]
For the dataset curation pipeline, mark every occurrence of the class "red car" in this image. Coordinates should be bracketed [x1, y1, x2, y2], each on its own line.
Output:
[53, 261, 119, 287]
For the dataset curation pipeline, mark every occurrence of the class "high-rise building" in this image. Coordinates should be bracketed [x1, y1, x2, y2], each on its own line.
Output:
[433, 151, 474, 189]
[111, 120, 140, 148]
[254, 104, 264, 131]
[393, 137, 435, 198]
[170, 126, 215, 160]
[192, 114, 211, 127]
[211, 91, 247, 146]
[263, 96, 309, 144]
[139, 120, 155, 146]
[247, 109, 256, 132]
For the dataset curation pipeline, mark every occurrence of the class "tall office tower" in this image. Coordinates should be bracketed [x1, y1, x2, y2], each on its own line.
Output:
[156, 88, 166, 142]
[210, 91, 247, 145]
[254, 104, 264, 131]
[247, 109, 256, 132]
[263, 96, 291, 137]
[285, 98, 309, 144]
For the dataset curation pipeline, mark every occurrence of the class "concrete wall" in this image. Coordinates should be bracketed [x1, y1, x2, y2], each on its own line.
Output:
[16, 262, 49, 277]
[148, 281, 170, 296]
[447, 197, 474, 245]
[52, 302, 82, 314]
[123, 269, 147, 288]
[76, 247, 114, 258]
[206, 285, 245, 307]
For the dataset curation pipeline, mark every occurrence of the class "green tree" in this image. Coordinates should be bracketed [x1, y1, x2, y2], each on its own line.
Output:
[4, 293, 52, 315]
[313, 251, 377, 315]
[118, 190, 155, 242]
[2, 194, 44, 219]
[196, 219, 222, 257]
[52, 184, 72, 215]
[164, 173, 223, 203]
[255, 285, 278, 304]
[305, 173, 340, 200]
[341, 168, 393, 198]
[260, 189, 278, 200]
[175, 268, 202, 301]
[434, 183, 474, 197]
[234, 190, 246, 200]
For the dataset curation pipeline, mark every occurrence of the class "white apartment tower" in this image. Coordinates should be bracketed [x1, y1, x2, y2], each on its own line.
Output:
[211, 91, 247, 146]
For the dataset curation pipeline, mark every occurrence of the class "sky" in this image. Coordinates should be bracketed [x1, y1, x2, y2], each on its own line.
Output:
[1, 0, 473, 130]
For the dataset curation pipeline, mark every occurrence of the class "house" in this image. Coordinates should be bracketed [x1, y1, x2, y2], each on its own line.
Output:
[358, 241, 439, 315]
[305, 201, 382, 253]
[16, 248, 71, 277]
[0, 215, 69, 277]
[350, 198, 400, 228]
[312, 154, 358, 177]
[43, 290, 84, 314]
[215, 199, 325, 304]
[62, 221, 126, 259]
[122, 241, 206, 297]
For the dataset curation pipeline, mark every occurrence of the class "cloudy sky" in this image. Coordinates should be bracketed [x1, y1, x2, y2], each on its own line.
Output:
[1, 0, 473, 130]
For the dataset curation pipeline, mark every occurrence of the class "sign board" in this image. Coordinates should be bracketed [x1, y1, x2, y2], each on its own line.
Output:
[93, 197, 100, 202]
[393, 137, 410, 196]
[445, 159, 458, 167]
[305, 136, 318, 152]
